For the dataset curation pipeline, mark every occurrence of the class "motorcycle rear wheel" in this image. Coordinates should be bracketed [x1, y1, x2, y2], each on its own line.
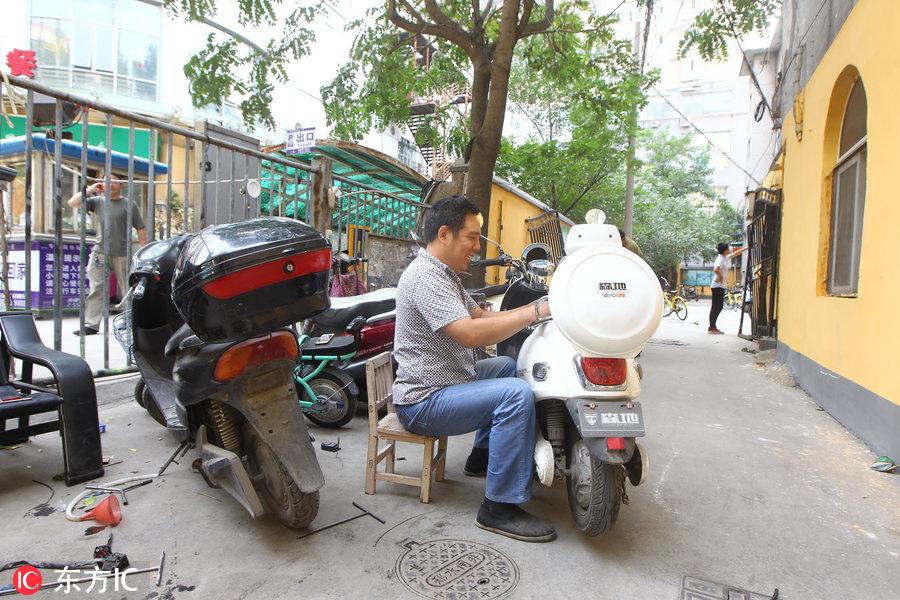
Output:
[303, 371, 358, 428]
[243, 425, 319, 529]
[565, 437, 624, 537]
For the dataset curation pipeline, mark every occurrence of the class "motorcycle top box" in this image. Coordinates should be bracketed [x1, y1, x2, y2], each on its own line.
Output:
[172, 217, 331, 342]
[549, 223, 663, 358]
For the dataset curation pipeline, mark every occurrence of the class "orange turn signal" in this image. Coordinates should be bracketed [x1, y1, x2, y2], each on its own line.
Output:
[213, 331, 299, 382]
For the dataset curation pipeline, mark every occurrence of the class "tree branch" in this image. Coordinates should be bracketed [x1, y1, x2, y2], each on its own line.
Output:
[517, 0, 534, 36]
[561, 167, 612, 215]
[423, 0, 477, 51]
[519, 0, 555, 38]
[387, 0, 476, 55]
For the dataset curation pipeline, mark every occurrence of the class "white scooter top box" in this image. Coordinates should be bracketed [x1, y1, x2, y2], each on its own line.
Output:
[549, 224, 663, 358]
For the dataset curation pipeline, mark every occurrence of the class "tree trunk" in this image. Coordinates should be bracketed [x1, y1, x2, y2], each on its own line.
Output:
[464, 0, 521, 285]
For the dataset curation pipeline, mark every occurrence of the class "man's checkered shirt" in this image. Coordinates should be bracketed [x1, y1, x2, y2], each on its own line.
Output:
[392, 248, 478, 405]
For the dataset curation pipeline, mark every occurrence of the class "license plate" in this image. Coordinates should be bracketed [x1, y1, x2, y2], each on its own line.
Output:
[577, 400, 645, 437]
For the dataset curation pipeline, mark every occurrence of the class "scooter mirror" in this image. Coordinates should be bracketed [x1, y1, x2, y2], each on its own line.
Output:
[528, 259, 554, 278]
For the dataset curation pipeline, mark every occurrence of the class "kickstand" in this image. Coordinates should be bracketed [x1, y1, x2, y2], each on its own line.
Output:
[157, 439, 193, 477]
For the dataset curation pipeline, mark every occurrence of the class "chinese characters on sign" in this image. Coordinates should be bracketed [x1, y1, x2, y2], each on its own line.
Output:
[6, 49, 37, 78]
[285, 126, 316, 155]
[4, 242, 88, 310]
[6, 48, 37, 79]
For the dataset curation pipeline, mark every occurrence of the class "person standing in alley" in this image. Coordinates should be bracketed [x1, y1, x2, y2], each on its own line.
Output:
[68, 176, 147, 335]
[709, 242, 746, 334]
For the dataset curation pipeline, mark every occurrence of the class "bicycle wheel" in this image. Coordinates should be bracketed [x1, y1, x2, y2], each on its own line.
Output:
[674, 297, 688, 320]
[724, 294, 735, 311]
[663, 297, 673, 317]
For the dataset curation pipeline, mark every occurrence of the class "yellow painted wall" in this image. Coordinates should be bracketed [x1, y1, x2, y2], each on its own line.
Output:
[776, 0, 900, 405]
[484, 182, 551, 284]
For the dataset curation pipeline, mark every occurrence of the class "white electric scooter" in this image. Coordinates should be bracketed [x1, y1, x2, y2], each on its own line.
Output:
[473, 213, 662, 537]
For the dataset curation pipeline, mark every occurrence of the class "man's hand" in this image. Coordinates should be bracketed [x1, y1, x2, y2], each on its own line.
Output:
[444, 299, 550, 349]
[87, 182, 104, 196]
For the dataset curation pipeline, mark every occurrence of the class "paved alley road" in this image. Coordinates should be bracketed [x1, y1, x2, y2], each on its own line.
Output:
[1, 303, 898, 599]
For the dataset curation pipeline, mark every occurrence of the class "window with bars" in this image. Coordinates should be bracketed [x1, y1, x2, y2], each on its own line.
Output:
[827, 78, 867, 296]
[29, 0, 160, 101]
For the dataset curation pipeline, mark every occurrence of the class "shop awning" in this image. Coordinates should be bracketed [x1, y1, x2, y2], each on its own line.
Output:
[0, 134, 168, 175]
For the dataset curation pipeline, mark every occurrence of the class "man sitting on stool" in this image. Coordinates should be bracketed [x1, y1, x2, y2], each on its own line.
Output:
[392, 195, 555, 543]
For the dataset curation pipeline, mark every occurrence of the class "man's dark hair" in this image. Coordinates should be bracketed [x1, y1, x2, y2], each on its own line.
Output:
[423, 195, 480, 242]
[716, 242, 729, 255]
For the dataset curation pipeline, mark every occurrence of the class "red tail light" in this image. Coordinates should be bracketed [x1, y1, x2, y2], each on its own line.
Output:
[580, 357, 627, 387]
[214, 331, 299, 382]
[203, 248, 331, 300]
[606, 437, 626, 451]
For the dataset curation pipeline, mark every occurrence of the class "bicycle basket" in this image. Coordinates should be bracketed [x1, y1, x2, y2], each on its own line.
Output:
[112, 309, 133, 362]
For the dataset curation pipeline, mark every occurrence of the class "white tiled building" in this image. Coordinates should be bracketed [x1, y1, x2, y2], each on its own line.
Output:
[595, 0, 772, 213]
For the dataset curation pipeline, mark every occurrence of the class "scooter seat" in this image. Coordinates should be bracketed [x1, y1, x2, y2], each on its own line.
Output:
[301, 333, 357, 357]
[312, 288, 396, 332]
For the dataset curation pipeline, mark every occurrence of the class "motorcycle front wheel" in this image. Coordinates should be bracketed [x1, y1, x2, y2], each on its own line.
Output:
[243, 424, 319, 529]
[565, 436, 624, 537]
[303, 370, 358, 428]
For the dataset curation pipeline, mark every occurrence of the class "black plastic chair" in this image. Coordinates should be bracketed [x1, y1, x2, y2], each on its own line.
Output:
[0, 312, 103, 485]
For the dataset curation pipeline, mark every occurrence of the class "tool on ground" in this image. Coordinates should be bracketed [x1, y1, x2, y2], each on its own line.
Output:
[320, 438, 340, 453]
[158, 439, 193, 477]
[77, 495, 122, 526]
[156, 551, 165, 587]
[92, 533, 129, 572]
[85, 479, 153, 506]
[296, 502, 384, 539]
[66, 474, 160, 522]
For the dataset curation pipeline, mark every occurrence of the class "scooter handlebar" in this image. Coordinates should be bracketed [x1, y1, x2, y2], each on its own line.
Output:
[470, 255, 511, 268]
[133, 278, 147, 300]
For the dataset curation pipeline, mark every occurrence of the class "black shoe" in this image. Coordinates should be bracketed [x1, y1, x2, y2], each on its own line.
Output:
[72, 327, 99, 336]
[475, 498, 557, 543]
[464, 447, 488, 477]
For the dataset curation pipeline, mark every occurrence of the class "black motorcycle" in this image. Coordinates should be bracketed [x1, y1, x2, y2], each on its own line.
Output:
[119, 217, 331, 529]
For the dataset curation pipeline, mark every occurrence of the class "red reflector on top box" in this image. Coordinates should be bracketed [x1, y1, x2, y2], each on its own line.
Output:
[203, 249, 331, 299]
[172, 217, 332, 342]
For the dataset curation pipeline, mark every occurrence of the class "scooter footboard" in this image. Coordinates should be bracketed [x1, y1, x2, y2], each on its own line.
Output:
[565, 398, 643, 464]
[220, 362, 326, 493]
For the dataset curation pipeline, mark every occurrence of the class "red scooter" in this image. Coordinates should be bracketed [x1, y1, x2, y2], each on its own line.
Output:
[296, 287, 396, 428]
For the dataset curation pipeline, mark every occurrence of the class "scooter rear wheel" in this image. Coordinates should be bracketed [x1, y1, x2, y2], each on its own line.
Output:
[243, 425, 319, 529]
[565, 436, 624, 537]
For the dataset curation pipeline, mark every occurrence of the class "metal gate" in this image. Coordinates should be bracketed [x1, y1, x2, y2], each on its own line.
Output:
[740, 189, 782, 339]
[526, 211, 566, 263]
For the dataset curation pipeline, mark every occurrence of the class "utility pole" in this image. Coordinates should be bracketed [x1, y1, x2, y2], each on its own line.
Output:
[623, 21, 641, 238]
[624, 2, 653, 238]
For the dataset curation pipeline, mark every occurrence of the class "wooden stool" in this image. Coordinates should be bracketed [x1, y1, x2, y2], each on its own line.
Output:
[364, 352, 447, 503]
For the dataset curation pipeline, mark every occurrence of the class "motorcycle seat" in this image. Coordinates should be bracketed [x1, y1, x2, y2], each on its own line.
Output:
[312, 288, 396, 331]
[300, 333, 357, 357]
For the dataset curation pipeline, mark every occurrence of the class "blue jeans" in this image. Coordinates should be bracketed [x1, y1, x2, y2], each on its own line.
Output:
[395, 356, 535, 504]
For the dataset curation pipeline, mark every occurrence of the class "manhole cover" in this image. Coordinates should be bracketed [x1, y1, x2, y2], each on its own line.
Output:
[681, 576, 780, 600]
[395, 538, 519, 599]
